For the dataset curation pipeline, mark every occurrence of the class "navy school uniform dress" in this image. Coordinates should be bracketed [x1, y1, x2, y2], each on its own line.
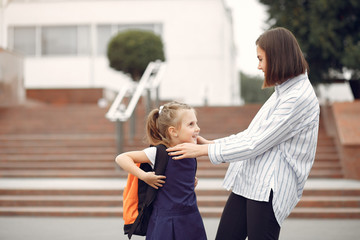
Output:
[146, 155, 207, 240]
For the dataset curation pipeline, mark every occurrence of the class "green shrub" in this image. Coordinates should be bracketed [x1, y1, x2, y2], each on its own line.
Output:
[107, 30, 165, 81]
[240, 72, 274, 103]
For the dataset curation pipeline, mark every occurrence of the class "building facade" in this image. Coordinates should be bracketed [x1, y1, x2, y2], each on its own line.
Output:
[3, 0, 239, 106]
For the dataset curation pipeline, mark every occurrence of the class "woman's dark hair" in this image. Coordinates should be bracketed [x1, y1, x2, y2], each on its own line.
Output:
[256, 27, 309, 87]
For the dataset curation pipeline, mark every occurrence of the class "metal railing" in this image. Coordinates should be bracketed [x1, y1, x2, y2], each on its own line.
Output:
[106, 61, 166, 153]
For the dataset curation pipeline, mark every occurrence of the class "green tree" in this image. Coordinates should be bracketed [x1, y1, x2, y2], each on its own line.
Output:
[240, 72, 274, 104]
[259, 0, 360, 84]
[107, 30, 165, 81]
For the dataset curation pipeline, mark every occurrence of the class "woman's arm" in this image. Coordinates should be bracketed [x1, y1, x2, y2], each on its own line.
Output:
[167, 135, 212, 159]
[206, 89, 319, 164]
[115, 151, 166, 189]
[168, 88, 317, 163]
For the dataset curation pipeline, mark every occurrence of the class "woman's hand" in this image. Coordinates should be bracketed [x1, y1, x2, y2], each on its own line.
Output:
[194, 176, 198, 188]
[197, 136, 214, 145]
[142, 171, 166, 189]
[167, 143, 209, 160]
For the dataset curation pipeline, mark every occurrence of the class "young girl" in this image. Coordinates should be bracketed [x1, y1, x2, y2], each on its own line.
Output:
[168, 27, 320, 240]
[115, 101, 207, 240]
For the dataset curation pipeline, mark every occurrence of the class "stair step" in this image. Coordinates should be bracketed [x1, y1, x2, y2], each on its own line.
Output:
[0, 162, 229, 170]
[200, 207, 360, 219]
[0, 206, 122, 217]
[0, 169, 343, 178]
[297, 196, 360, 208]
[0, 195, 229, 208]
[1, 188, 357, 197]
[311, 162, 342, 170]
[0, 170, 230, 178]
[309, 170, 343, 178]
[0, 189, 123, 196]
[1, 138, 334, 147]
[302, 189, 360, 196]
[289, 208, 360, 219]
[0, 138, 116, 148]
[1, 195, 358, 208]
[0, 195, 123, 207]
[0, 162, 119, 170]
[314, 146, 338, 153]
[1, 206, 358, 218]
[313, 153, 340, 161]
[0, 170, 125, 178]
[0, 154, 116, 162]
[0, 147, 117, 154]
[198, 196, 360, 208]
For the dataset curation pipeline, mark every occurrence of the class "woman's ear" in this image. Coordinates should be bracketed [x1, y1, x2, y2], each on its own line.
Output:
[168, 126, 178, 138]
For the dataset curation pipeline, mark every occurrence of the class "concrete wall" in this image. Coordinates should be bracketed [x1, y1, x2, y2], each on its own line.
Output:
[322, 101, 360, 180]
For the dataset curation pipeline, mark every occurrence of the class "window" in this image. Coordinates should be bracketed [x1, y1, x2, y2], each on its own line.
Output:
[42, 26, 77, 55]
[10, 25, 90, 56]
[97, 25, 112, 55]
[41, 26, 90, 56]
[77, 26, 91, 55]
[12, 27, 36, 56]
[9, 23, 161, 57]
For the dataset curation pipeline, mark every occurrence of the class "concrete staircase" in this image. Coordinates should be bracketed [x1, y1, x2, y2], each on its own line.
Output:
[0, 102, 359, 218]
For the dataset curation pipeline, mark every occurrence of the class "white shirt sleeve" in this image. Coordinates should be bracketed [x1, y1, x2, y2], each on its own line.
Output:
[143, 146, 157, 166]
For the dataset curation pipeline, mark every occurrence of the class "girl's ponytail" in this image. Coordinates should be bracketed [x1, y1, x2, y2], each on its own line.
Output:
[146, 109, 168, 146]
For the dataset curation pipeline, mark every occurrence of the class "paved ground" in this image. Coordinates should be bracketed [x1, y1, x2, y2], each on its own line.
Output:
[0, 216, 360, 240]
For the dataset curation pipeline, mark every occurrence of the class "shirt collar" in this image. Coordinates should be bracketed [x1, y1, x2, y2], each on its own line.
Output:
[275, 73, 307, 97]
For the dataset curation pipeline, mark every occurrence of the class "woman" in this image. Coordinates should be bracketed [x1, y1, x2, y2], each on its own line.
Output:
[167, 27, 320, 240]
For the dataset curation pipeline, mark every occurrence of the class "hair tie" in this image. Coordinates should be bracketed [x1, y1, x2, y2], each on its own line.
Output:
[159, 105, 164, 114]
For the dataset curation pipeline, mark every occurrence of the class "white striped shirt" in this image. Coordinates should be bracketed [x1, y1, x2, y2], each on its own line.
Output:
[208, 73, 320, 225]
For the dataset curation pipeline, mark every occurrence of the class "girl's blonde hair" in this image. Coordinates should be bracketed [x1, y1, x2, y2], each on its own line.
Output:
[146, 101, 193, 147]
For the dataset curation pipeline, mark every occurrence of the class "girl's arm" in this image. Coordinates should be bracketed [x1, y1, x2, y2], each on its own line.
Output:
[115, 151, 166, 189]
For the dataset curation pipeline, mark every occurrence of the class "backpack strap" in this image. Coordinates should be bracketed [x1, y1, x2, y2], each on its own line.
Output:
[143, 144, 169, 206]
[154, 144, 169, 175]
[127, 144, 169, 239]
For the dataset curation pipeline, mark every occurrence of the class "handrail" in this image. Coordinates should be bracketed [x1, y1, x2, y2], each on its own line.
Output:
[105, 83, 132, 121]
[144, 60, 167, 111]
[106, 61, 166, 122]
[105, 61, 166, 154]
[146, 60, 167, 90]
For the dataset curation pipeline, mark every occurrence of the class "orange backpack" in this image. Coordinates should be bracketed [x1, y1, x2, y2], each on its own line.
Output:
[123, 144, 169, 239]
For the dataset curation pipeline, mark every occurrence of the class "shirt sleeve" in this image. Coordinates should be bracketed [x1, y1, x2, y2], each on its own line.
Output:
[209, 89, 317, 164]
[143, 146, 157, 166]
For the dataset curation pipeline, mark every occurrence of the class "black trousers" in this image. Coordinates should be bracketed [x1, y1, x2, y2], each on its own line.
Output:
[215, 191, 280, 240]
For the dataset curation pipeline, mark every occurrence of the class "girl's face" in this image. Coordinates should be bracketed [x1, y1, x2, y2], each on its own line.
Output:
[171, 109, 200, 146]
[257, 45, 266, 76]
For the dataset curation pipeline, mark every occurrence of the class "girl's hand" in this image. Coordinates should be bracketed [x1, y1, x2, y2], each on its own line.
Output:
[142, 172, 166, 189]
[167, 143, 208, 160]
[194, 177, 198, 188]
